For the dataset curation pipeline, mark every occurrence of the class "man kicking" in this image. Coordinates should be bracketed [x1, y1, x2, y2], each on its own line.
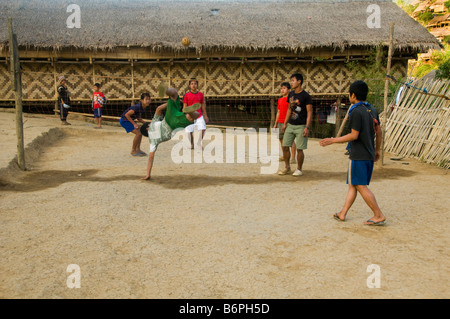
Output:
[140, 87, 201, 180]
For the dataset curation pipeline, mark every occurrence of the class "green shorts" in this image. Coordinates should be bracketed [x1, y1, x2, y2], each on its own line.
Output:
[277, 122, 285, 140]
[148, 114, 173, 152]
[282, 124, 308, 150]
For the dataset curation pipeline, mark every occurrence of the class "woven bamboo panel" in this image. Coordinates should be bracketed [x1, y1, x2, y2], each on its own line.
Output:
[0, 63, 14, 100]
[171, 63, 206, 96]
[20, 63, 55, 99]
[94, 63, 133, 99]
[206, 62, 240, 96]
[308, 62, 349, 94]
[241, 62, 273, 95]
[391, 60, 408, 79]
[0, 59, 408, 100]
[274, 62, 308, 91]
[133, 63, 170, 98]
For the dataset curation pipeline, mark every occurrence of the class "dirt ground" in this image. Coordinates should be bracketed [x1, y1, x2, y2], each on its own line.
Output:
[0, 110, 448, 299]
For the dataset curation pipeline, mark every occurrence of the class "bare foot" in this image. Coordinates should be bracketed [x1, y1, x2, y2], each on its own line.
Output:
[141, 175, 151, 180]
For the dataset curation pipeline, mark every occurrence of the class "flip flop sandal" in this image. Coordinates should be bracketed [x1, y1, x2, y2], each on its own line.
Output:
[132, 152, 146, 157]
[333, 213, 345, 222]
[365, 219, 386, 226]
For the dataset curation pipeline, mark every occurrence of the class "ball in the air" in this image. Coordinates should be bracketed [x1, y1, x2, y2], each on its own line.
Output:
[182, 37, 191, 47]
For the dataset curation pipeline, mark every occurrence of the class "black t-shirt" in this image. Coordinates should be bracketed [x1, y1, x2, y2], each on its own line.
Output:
[349, 103, 381, 161]
[287, 90, 312, 125]
[57, 85, 70, 105]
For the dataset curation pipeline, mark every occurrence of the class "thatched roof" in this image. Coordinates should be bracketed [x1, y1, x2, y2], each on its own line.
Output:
[0, 0, 441, 54]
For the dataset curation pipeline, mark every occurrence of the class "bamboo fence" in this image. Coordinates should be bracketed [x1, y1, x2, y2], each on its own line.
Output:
[384, 77, 450, 169]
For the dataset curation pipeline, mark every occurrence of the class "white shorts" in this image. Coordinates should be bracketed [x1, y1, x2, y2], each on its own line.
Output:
[185, 115, 206, 133]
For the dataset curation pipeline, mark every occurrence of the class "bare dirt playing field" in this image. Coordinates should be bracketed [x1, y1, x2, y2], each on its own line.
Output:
[0, 110, 448, 299]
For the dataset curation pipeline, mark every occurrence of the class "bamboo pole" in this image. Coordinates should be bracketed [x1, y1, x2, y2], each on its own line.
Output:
[270, 97, 275, 128]
[8, 18, 25, 171]
[336, 108, 349, 137]
[334, 97, 342, 136]
[382, 22, 394, 165]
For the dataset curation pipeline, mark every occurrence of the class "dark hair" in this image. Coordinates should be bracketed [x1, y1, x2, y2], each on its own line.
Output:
[349, 80, 369, 101]
[94, 83, 101, 88]
[280, 82, 291, 89]
[290, 73, 303, 84]
[189, 78, 198, 86]
[140, 92, 151, 100]
[140, 122, 150, 137]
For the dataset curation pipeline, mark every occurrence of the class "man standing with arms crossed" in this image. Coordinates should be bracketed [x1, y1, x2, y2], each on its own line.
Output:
[183, 78, 209, 150]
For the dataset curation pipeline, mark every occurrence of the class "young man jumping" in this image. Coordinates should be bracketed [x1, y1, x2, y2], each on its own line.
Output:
[140, 87, 201, 180]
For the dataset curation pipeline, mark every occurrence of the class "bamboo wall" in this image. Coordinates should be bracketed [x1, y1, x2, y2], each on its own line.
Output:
[0, 59, 408, 101]
[385, 78, 450, 169]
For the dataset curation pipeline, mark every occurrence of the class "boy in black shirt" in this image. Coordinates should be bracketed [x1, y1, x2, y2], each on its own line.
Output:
[279, 73, 313, 176]
[320, 81, 386, 226]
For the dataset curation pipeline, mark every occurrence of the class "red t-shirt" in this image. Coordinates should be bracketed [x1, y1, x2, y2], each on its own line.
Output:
[92, 92, 106, 109]
[183, 91, 204, 116]
[277, 96, 289, 123]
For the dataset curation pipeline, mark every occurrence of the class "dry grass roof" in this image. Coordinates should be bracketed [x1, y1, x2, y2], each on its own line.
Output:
[0, 0, 441, 54]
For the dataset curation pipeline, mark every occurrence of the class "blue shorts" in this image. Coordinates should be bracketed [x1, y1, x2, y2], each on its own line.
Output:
[94, 108, 102, 118]
[120, 118, 136, 133]
[347, 160, 374, 186]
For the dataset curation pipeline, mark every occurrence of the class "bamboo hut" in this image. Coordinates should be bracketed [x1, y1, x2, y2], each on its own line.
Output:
[0, 0, 441, 131]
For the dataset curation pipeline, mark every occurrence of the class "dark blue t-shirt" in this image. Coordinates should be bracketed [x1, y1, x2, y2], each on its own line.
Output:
[121, 103, 144, 122]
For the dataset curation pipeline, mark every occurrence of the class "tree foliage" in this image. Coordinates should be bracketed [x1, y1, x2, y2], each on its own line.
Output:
[346, 47, 400, 113]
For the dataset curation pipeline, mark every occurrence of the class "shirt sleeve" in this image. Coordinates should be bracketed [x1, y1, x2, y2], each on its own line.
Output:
[306, 94, 313, 106]
[349, 109, 363, 133]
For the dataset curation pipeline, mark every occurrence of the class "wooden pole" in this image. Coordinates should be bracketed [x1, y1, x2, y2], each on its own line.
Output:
[334, 97, 342, 136]
[8, 18, 25, 171]
[336, 108, 350, 137]
[270, 97, 275, 128]
[382, 22, 395, 165]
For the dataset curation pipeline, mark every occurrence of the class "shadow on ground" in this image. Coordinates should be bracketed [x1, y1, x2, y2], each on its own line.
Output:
[0, 167, 417, 192]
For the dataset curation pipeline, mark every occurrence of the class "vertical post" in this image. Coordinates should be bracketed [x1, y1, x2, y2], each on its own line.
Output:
[53, 58, 59, 116]
[335, 96, 342, 136]
[131, 59, 135, 100]
[8, 18, 25, 171]
[270, 97, 275, 128]
[382, 22, 395, 165]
